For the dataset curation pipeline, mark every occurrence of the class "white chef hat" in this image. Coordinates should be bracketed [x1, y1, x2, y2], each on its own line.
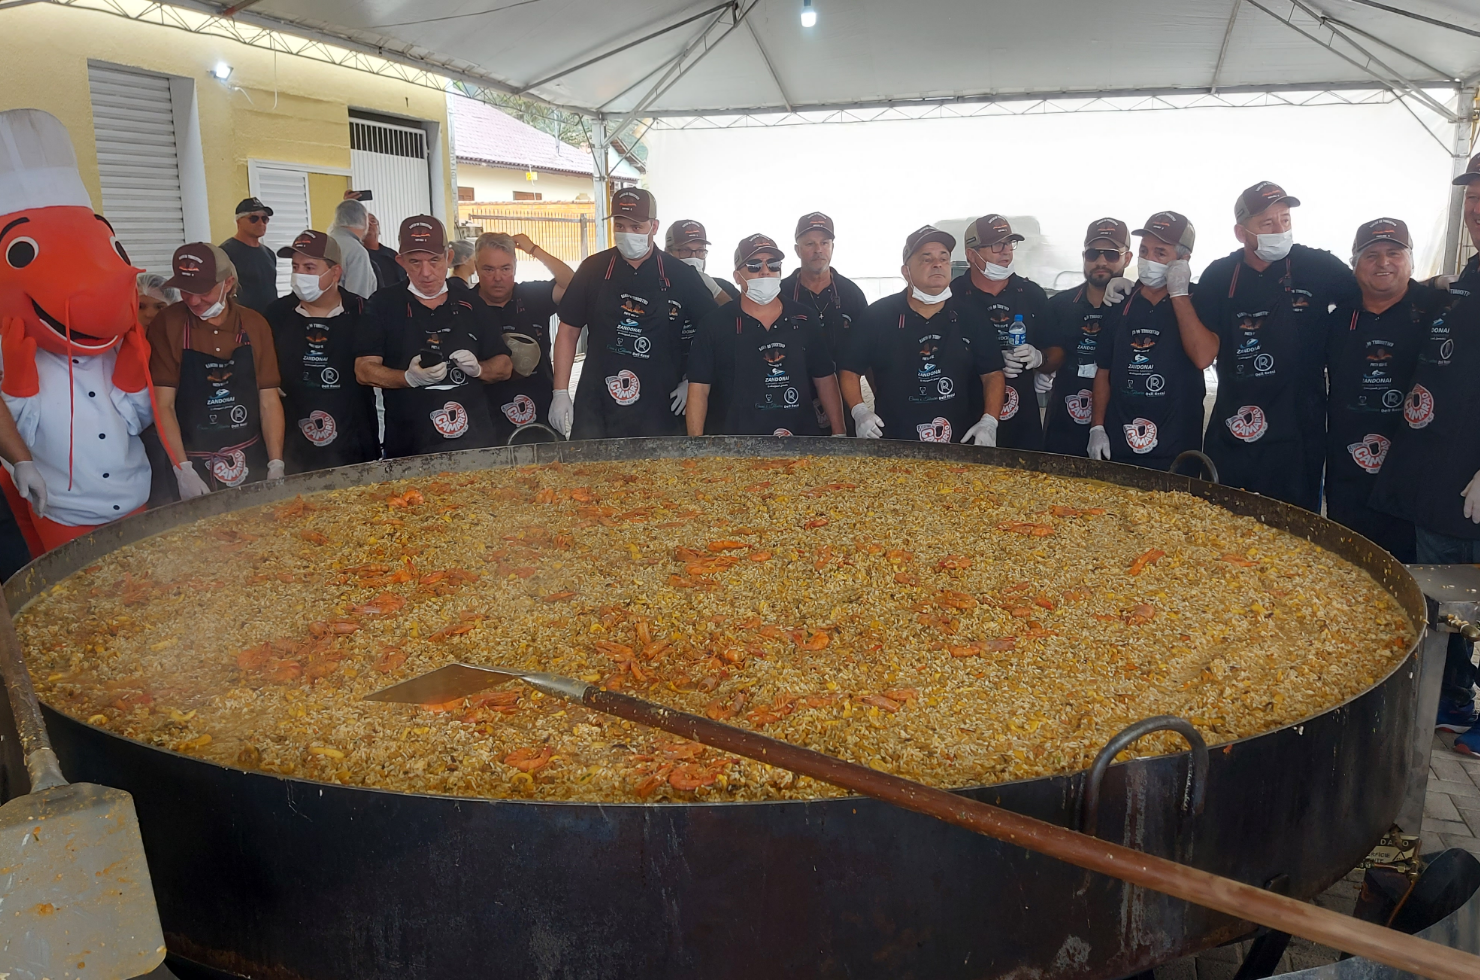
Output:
[0, 109, 92, 216]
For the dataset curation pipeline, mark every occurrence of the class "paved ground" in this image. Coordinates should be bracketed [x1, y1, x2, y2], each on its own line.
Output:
[1154, 733, 1480, 979]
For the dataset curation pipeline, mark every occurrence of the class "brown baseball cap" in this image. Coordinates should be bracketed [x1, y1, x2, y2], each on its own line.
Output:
[665, 220, 709, 250]
[734, 233, 784, 269]
[1352, 217, 1412, 254]
[166, 243, 234, 295]
[1453, 152, 1480, 186]
[1084, 217, 1130, 250]
[1134, 211, 1196, 252]
[964, 214, 1024, 250]
[794, 211, 835, 240]
[276, 229, 342, 265]
[902, 225, 956, 262]
[399, 215, 447, 256]
[1234, 181, 1301, 222]
[610, 187, 656, 222]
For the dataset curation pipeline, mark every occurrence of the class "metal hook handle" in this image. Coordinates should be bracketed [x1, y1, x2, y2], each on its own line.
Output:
[1078, 715, 1208, 839]
[1170, 450, 1220, 485]
[507, 422, 565, 446]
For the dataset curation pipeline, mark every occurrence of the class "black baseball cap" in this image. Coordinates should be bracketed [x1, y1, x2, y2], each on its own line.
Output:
[1453, 153, 1480, 186]
[1134, 211, 1196, 252]
[1084, 217, 1130, 250]
[903, 225, 956, 262]
[1352, 217, 1411, 254]
[794, 212, 835, 240]
[666, 220, 709, 249]
[1234, 182, 1300, 223]
[734, 233, 783, 269]
[234, 196, 273, 217]
[610, 187, 656, 222]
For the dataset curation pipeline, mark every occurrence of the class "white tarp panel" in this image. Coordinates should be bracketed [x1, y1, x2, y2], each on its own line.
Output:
[349, 116, 432, 239]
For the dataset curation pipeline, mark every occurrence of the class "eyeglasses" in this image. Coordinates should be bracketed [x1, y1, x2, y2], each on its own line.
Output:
[744, 259, 784, 273]
[672, 246, 707, 258]
[245, 214, 270, 224]
[1083, 248, 1123, 261]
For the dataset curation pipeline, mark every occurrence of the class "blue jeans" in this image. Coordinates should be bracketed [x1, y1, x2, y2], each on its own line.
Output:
[1416, 527, 1480, 705]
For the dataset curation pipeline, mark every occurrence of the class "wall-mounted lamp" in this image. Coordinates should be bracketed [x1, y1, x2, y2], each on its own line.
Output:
[800, 0, 816, 27]
[211, 62, 233, 81]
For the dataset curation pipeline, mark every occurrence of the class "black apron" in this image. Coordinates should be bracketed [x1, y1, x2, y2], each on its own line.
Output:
[1103, 286, 1206, 470]
[275, 296, 379, 473]
[788, 274, 855, 435]
[954, 275, 1044, 450]
[571, 251, 686, 439]
[1042, 285, 1107, 457]
[719, 310, 825, 437]
[1204, 258, 1325, 510]
[175, 316, 270, 490]
[871, 304, 980, 443]
[482, 289, 556, 444]
[382, 297, 498, 459]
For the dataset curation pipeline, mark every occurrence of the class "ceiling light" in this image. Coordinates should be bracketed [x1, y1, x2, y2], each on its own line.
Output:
[800, 0, 816, 27]
[211, 62, 233, 81]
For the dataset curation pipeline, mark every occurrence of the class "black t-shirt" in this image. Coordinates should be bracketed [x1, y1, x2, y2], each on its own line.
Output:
[1041, 283, 1112, 456]
[368, 243, 407, 289]
[688, 298, 835, 436]
[778, 269, 869, 365]
[478, 280, 560, 436]
[219, 237, 278, 314]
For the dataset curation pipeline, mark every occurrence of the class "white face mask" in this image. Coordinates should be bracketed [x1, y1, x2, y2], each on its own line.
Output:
[194, 288, 226, 320]
[615, 232, 651, 261]
[292, 272, 330, 303]
[745, 276, 782, 304]
[910, 284, 950, 304]
[980, 259, 1014, 281]
[1137, 258, 1169, 288]
[681, 256, 706, 273]
[407, 278, 448, 301]
[1254, 229, 1294, 262]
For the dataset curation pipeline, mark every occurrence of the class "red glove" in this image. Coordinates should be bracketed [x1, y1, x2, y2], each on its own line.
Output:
[1, 317, 39, 398]
[111, 325, 151, 394]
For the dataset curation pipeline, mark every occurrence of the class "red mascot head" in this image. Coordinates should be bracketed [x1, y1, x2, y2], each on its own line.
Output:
[0, 108, 141, 357]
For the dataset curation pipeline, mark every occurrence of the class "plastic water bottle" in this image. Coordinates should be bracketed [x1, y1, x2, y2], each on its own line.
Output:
[1007, 314, 1027, 348]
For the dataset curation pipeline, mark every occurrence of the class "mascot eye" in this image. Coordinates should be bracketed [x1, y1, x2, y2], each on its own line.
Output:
[6, 236, 37, 269]
[110, 236, 130, 265]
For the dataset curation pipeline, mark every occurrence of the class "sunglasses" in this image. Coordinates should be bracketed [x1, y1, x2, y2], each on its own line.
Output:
[744, 259, 784, 273]
[245, 214, 270, 224]
[1083, 248, 1123, 261]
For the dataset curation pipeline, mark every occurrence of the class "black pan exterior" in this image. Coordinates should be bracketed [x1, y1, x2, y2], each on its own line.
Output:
[5, 438, 1426, 980]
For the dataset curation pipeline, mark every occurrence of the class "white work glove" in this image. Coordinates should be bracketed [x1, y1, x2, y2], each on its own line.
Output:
[963, 414, 998, 447]
[1002, 344, 1043, 379]
[851, 402, 884, 439]
[1034, 370, 1056, 394]
[670, 379, 689, 416]
[1166, 259, 1193, 298]
[449, 349, 482, 379]
[405, 355, 448, 387]
[1464, 470, 1480, 523]
[11, 460, 46, 515]
[549, 389, 573, 437]
[1103, 277, 1134, 304]
[1087, 425, 1111, 461]
[175, 461, 211, 500]
[267, 459, 286, 481]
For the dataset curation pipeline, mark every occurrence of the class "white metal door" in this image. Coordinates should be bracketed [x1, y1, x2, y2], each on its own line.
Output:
[249, 166, 311, 297]
[350, 116, 431, 243]
[87, 61, 186, 276]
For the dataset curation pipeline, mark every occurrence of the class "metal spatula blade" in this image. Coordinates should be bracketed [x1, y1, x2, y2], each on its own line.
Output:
[365, 664, 590, 705]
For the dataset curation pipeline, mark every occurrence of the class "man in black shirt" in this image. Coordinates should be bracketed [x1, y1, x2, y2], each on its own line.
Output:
[364, 213, 407, 289]
[1041, 218, 1131, 457]
[686, 234, 843, 437]
[550, 188, 718, 439]
[841, 226, 1005, 445]
[666, 219, 737, 303]
[218, 196, 278, 314]
[354, 216, 511, 458]
[474, 231, 574, 443]
[779, 212, 869, 435]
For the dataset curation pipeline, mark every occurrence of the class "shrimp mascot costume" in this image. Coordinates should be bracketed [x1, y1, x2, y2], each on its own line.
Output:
[0, 108, 156, 554]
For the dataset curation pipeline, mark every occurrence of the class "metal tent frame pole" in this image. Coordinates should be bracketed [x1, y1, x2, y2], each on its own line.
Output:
[1444, 86, 1479, 276]
[591, 114, 610, 251]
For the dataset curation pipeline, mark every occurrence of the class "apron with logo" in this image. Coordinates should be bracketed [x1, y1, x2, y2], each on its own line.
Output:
[792, 276, 855, 435]
[872, 305, 978, 443]
[980, 286, 1044, 451]
[383, 299, 498, 458]
[727, 312, 824, 437]
[1204, 258, 1323, 510]
[1104, 286, 1205, 470]
[1042, 286, 1106, 457]
[175, 316, 269, 490]
[484, 291, 556, 444]
[277, 301, 379, 472]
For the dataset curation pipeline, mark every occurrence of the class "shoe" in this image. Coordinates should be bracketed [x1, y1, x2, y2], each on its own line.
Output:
[1455, 729, 1480, 756]
[1437, 700, 1479, 733]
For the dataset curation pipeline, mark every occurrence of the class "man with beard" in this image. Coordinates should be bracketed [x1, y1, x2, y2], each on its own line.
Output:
[950, 214, 1048, 450]
[780, 212, 869, 434]
[1041, 218, 1131, 456]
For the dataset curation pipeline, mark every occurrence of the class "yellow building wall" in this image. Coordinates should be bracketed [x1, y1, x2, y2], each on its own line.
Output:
[308, 172, 351, 231]
[0, 2, 453, 241]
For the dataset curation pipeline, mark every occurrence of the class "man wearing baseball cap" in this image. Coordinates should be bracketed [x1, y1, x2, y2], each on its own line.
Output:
[263, 230, 380, 473]
[1040, 218, 1132, 456]
[354, 216, 511, 457]
[779, 212, 869, 435]
[148, 242, 286, 499]
[1434, 152, 1480, 300]
[686, 234, 844, 437]
[950, 214, 1049, 450]
[1188, 181, 1355, 510]
[666, 219, 737, 304]
[550, 188, 718, 438]
[218, 197, 278, 315]
[839, 226, 1005, 445]
[1088, 212, 1216, 469]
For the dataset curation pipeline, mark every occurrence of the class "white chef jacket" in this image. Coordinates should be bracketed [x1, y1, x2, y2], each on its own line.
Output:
[1, 347, 153, 526]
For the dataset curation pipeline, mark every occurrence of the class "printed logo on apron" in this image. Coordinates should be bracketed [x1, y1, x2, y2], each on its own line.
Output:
[1347, 433, 1390, 474]
[1124, 418, 1158, 455]
[606, 369, 641, 406]
[298, 410, 338, 447]
[916, 418, 953, 442]
[1066, 390, 1093, 424]
[212, 449, 249, 487]
[502, 394, 538, 425]
[772, 428, 793, 437]
[1404, 384, 1435, 428]
[999, 386, 1020, 421]
[1225, 405, 1269, 443]
[430, 401, 470, 439]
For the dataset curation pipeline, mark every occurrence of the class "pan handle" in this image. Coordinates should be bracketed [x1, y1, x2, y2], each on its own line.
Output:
[1170, 450, 1220, 485]
[1078, 715, 1208, 840]
[507, 422, 565, 446]
[0, 586, 65, 792]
